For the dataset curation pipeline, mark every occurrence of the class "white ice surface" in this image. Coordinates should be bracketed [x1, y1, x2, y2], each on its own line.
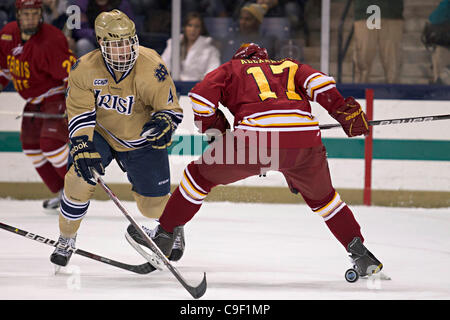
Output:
[0, 199, 449, 300]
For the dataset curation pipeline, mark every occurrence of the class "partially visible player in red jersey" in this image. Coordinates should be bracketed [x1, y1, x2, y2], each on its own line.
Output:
[127, 43, 383, 280]
[0, 0, 76, 211]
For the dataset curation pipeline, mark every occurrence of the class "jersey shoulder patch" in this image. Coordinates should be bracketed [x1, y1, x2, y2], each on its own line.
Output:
[154, 63, 169, 82]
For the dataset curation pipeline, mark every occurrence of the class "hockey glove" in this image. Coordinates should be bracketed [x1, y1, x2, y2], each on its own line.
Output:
[330, 97, 369, 137]
[205, 109, 230, 144]
[141, 111, 176, 149]
[70, 135, 104, 185]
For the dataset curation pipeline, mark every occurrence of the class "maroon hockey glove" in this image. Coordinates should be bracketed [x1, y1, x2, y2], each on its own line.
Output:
[330, 97, 369, 137]
[205, 109, 230, 144]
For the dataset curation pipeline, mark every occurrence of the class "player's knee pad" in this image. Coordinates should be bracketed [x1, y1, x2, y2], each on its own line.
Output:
[306, 190, 347, 222]
[60, 166, 95, 221]
[133, 192, 170, 219]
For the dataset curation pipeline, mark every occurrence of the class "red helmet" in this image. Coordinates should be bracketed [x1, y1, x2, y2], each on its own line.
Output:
[15, 0, 43, 37]
[232, 43, 269, 60]
[15, 0, 43, 10]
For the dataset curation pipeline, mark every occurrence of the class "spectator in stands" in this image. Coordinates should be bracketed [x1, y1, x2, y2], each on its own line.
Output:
[0, 0, 15, 24]
[161, 12, 220, 81]
[0, 11, 8, 29]
[422, 0, 450, 84]
[42, 0, 68, 29]
[256, 0, 284, 17]
[255, 0, 310, 46]
[42, 0, 77, 53]
[286, 0, 310, 46]
[353, 0, 404, 83]
[72, 0, 134, 57]
[220, 3, 276, 62]
[182, 0, 228, 17]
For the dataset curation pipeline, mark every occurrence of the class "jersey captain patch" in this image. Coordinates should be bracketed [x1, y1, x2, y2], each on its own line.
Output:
[155, 63, 168, 82]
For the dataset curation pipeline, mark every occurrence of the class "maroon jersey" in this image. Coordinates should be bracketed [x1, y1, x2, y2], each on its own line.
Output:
[0, 22, 76, 104]
[189, 58, 346, 148]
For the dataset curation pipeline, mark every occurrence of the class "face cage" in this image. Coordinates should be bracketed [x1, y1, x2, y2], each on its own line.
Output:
[100, 35, 139, 73]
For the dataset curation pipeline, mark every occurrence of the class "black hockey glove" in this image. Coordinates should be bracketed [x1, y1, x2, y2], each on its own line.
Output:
[141, 111, 176, 149]
[70, 135, 104, 185]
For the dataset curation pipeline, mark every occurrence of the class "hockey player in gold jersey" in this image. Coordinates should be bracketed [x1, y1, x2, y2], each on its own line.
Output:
[50, 10, 184, 267]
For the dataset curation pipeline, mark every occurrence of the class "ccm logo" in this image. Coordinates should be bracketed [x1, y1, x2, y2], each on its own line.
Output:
[93, 79, 108, 86]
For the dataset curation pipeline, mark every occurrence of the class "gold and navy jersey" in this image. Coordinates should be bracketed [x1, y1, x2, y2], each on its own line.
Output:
[66, 46, 183, 151]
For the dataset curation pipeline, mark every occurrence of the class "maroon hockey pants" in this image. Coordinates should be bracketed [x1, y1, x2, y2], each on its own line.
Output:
[20, 97, 69, 194]
[160, 134, 363, 249]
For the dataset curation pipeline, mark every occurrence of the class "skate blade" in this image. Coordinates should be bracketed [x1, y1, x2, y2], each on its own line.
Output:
[378, 271, 391, 280]
[125, 233, 164, 271]
[54, 265, 61, 274]
[42, 208, 59, 215]
[361, 271, 391, 281]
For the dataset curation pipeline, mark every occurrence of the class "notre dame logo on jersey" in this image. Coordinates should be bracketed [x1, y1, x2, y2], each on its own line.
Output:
[94, 89, 135, 115]
[155, 63, 168, 82]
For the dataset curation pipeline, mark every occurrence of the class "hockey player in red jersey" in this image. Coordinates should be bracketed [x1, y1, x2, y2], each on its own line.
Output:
[127, 43, 383, 279]
[0, 0, 76, 211]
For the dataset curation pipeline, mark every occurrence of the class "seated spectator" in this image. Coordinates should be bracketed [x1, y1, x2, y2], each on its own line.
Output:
[161, 12, 221, 81]
[72, 0, 135, 57]
[220, 3, 276, 62]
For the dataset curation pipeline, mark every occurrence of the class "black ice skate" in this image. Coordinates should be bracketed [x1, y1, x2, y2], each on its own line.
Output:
[126, 224, 184, 261]
[347, 237, 383, 277]
[168, 226, 185, 261]
[50, 234, 76, 267]
[42, 190, 62, 213]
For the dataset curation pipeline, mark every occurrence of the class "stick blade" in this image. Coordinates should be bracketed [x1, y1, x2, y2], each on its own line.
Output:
[188, 272, 207, 299]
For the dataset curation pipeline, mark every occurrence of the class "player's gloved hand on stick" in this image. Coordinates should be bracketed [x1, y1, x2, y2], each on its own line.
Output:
[70, 135, 104, 185]
[141, 111, 175, 149]
[205, 109, 230, 145]
[330, 97, 370, 137]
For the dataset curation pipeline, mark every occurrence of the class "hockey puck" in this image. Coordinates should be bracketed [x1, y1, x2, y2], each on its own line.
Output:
[345, 268, 359, 283]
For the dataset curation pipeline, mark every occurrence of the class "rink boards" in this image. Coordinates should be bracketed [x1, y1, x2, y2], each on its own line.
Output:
[0, 89, 449, 207]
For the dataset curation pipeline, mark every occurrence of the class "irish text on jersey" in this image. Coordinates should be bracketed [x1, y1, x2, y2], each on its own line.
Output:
[94, 89, 135, 115]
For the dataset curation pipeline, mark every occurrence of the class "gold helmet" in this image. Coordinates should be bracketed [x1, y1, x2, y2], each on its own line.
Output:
[95, 9, 139, 73]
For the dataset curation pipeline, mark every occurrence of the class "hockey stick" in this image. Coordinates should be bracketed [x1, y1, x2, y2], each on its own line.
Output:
[0, 221, 156, 274]
[0, 111, 67, 119]
[92, 170, 207, 299]
[319, 114, 450, 130]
